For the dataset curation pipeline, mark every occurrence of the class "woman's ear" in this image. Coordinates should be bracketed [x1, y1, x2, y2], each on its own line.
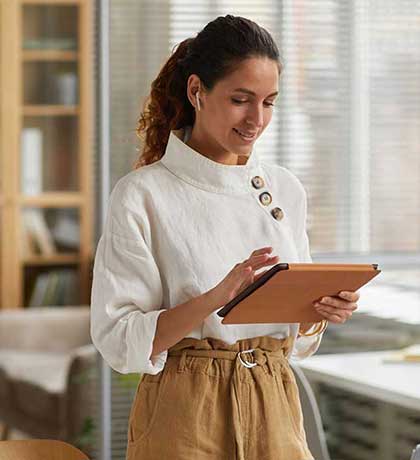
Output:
[186, 74, 203, 110]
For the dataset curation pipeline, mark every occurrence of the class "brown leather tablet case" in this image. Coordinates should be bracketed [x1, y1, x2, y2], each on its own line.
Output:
[218, 263, 381, 324]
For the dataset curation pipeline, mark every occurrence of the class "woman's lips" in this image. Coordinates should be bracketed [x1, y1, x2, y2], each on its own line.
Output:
[233, 128, 257, 142]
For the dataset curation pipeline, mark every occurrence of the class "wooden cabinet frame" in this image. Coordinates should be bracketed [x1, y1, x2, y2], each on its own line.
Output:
[0, 0, 94, 308]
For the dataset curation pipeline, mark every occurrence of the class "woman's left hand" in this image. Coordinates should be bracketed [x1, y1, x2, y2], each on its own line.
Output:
[313, 290, 360, 324]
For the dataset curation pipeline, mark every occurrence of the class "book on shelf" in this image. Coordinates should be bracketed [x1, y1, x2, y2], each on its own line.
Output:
[21, 127, 43, 196]
[23, 37, 77, 51]
[28, 269, 78, 307]
[22, 209, 57, 256]
[51, 209, 80, 250]
[55, 72, 78, 105]
[42, 271, 60, 305]
[21, 220, 38, 257]
[28, 272, 49, 307]
[61, 269, 78, 304]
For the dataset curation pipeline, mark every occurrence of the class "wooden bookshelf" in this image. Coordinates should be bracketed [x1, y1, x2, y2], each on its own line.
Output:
[23, 50, 79, 61]
[23, 253, 80, 265]
[21, 192, 83, 207]
[23, 106, 79, 116]
[0, 0, 94, 309]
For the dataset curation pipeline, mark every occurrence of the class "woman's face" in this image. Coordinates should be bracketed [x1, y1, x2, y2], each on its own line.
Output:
[188, 56, 279, 163]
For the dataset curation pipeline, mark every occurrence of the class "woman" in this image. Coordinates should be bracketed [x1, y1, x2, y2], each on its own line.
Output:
[91, 15, 359, 460]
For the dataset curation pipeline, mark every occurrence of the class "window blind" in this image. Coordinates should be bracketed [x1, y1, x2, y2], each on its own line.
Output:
[109, 0, 420, 260]
[277, 0, 420, 258]
[367, 1, 420, 254]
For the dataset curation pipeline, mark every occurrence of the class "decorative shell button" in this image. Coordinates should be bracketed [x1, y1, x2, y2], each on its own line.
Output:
[251, 176, 265, 189]
[259, 192, 272, 206]
[271, 207, 284, 221]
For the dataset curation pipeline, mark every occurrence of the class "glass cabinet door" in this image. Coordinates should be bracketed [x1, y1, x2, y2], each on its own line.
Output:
[23, 5, 78, 51]
[21, 4, 80, 195]
[19, 3, 83, 307]
[21, 116, 79, 193]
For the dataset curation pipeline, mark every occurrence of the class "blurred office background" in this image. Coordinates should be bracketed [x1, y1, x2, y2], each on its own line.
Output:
[0, 1, 420, 459]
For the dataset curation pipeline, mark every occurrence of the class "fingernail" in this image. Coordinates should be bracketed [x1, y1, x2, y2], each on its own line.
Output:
[322, 297, 329, 303]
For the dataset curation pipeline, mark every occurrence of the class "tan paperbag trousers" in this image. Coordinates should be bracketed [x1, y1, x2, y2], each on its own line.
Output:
[126, 335, 314, 460]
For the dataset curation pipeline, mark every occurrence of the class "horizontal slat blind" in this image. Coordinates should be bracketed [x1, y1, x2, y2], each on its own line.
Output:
[109, 1, 171, 187]
[368, 1, 420, 253]
[110, 0, 420, 257]
[278, 0, 420, 255]
[277, 0, 352, 253]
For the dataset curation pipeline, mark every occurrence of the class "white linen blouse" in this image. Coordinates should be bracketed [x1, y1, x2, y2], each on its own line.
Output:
[90, 126, 323, 375]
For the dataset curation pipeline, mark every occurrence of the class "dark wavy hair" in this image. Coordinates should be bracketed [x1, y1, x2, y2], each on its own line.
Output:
[134, 15, 281, 169]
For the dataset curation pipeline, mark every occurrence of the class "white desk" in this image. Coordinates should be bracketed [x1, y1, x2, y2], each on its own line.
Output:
[299, 351, 420, 412]
[299, 352, 420, 460]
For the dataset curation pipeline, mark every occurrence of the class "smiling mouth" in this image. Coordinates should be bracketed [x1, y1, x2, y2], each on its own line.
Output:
[233, 128, 257, 141]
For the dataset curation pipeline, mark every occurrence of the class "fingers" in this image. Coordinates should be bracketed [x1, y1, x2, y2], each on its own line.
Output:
[314, 294, 358, 324]
[250, 246, 273, 257]
[316, 296, 358, 311]
[338, 290, 360, 302]
[236, 247, 277, 269]
[316, 309, 345, 323]
[231, 248, 279, 295]
[223, 249, 279, 305]
[243, 253, 279, 272]
[234, 248, 275, 270]
[235, 252, 278, 292]
[236, 249, 279, 284]
[314, 303, 353, 323]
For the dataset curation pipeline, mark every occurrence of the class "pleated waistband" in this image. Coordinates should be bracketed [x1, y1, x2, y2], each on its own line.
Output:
[168, 335, 293, 374]
[168, 335, 293, 356]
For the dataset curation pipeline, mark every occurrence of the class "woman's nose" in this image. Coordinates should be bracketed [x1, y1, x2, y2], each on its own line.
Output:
[246, 106, 264, 128]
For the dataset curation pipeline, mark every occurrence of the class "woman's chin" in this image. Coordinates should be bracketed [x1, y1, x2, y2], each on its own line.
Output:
[237, 146, 253, 155]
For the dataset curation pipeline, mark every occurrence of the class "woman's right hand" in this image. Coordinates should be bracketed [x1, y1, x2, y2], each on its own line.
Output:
[209, 246, 279, 308]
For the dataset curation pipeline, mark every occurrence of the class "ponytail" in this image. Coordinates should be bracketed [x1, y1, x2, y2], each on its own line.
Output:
[133, 38, 195, 169]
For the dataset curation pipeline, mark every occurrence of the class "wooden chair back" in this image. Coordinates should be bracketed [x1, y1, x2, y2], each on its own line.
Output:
[0, 440, 89, 460]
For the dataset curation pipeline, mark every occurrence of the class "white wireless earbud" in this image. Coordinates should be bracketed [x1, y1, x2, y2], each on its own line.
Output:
[195, 91, 201, 112]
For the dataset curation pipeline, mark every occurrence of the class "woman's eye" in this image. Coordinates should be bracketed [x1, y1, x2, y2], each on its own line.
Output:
[231, 98, 276, 107]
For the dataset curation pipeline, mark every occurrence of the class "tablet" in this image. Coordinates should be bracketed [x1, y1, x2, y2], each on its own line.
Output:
[217, 263, 380, 324]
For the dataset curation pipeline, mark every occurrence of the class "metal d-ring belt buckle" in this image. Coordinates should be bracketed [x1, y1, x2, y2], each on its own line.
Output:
[238, 348, 257, 368]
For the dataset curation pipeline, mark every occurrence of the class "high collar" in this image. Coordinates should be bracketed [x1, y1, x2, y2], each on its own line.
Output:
[160, 126, 262, 195]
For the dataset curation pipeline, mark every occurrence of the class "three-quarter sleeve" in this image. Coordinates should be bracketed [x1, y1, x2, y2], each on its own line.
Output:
[90, 179, 167, 375]
[290, 179, 324, 361]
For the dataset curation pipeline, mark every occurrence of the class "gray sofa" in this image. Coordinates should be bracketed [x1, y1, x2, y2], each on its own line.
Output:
[0, 306, 97, 454]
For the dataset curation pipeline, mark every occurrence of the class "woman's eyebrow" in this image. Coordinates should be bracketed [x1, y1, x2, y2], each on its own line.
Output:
[232, 88, 278, 97]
